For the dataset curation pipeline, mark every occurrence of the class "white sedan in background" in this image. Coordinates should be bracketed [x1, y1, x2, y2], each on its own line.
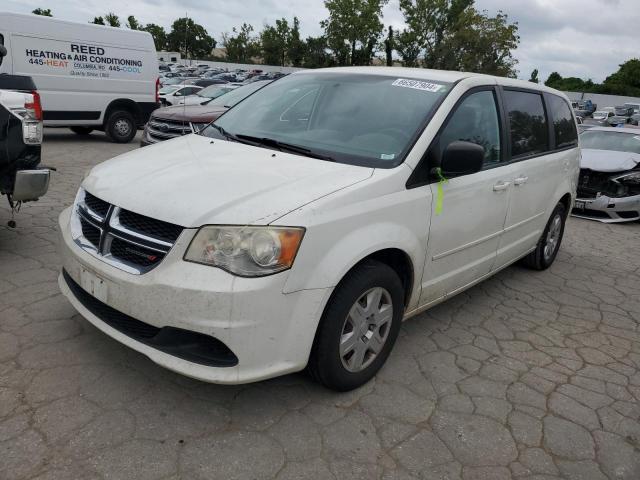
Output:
[175, 84, 240, 106]
[158, 85, 203, 106]
[573, 127, 640, 222]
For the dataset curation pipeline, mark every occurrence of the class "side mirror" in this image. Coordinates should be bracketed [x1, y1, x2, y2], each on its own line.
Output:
[439, 141, 484, 177]
[0, 45, 7, 58]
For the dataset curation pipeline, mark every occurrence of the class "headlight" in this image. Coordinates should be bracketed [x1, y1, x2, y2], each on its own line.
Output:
[613, 171, 640, 186]
[184, 226, 305, 277]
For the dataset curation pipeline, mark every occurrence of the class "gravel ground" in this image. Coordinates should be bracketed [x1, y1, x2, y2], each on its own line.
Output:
[1, 128, 639, 480]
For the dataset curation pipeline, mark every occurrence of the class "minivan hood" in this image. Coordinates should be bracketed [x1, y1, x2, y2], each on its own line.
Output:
[581, 149, 640, 172]
[83, 134, 373, 227]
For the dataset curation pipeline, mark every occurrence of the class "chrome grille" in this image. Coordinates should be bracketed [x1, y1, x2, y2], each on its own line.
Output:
[71, 189, 184, 274]
[146, 117, 195, 143]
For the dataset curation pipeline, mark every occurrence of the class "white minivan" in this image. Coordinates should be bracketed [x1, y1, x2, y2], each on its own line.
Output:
[0, 12, 158, 143]
[58, 67, 580, 391]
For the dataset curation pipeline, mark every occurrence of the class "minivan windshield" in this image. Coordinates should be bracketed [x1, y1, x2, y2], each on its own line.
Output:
[580, 130, 640, 154]
[614, 107, 631, 116]
[201, 73, 452, 167]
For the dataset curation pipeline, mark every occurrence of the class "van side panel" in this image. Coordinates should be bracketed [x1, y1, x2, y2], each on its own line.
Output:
[0, 13, 158, 127]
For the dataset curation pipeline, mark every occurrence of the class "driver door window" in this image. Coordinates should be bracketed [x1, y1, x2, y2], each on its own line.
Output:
[439, 90, 502, 167]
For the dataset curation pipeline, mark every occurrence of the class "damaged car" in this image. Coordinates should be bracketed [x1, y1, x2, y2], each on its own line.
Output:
[573, 127, 640, 222]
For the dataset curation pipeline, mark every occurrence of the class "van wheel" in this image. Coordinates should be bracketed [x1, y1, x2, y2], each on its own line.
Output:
[521, 202, 567, 270]
[308, 260, 404, 391]
[70, 127, 94, 135]
[105, 111, 136, 143]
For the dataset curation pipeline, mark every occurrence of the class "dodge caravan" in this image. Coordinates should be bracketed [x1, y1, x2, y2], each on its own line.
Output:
[58, 67, 580, 391]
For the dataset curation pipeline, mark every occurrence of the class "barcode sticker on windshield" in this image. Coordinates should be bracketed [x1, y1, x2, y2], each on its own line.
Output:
[634, 136, 640, 141]
[392, 78, 444, 92]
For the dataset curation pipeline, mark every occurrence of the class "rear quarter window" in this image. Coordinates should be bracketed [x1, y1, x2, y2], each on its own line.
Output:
[504, 90, 549, 158]
[547, 95, 578, 149]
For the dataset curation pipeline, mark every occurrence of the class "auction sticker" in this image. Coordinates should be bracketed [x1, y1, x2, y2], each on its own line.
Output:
[392, 78, 444, 92]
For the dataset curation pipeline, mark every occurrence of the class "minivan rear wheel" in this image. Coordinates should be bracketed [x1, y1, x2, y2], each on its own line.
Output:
[70, 126, 94, 135]
[105, 110, 136, 143]
[521, 202, 567, 270]
[308, 260, 404, 391]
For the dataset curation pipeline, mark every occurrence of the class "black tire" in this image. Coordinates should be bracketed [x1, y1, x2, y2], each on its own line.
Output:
[521, 202, 567, 270]
[104, 110, 136, 143]
[308, 260, 404, 391]
[70, 126, 94, 135]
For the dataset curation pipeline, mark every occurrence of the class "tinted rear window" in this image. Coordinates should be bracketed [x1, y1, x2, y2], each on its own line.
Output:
[547, 95, 578, 149]
[504, 90, 549, 158]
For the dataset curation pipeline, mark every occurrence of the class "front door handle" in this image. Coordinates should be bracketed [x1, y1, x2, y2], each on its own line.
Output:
[514, 176, 529, 186]
[493, 181, 511, 192]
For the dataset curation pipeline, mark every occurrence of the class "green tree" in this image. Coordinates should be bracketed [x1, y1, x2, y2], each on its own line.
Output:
[91, 16, 105, 25]
[384, 26, 394, 66]
[448, 9, 519, 77]
[303, 36, 332, 68]
[321, 0, 388, 66]
[601, 59, 640, 96]
[143, 24, 168, 51]
[223, 23, 259, 63]
[288, 17, 306, 67]
[395, 29, 421, 67]
[32, 8, 52, 16]
[127, 15, 142, 30]
[261, 19, 290, 66]
[529, 69, 539, 83]
[168, 17, 216, 59]
[104, 13, 121, 27]
[399, 0, 519, 76]
[399, 0, 472, 69]
[545, 72, 562, 88]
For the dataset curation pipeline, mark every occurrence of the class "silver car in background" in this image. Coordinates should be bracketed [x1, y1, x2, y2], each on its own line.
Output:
[573, 127, 640, 222]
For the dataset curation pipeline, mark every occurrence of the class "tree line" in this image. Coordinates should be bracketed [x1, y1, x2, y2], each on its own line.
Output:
[538, 60, 640, 98]
[32, 1, 520, 76]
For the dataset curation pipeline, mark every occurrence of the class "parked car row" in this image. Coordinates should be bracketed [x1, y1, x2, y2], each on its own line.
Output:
[579, 102, 640, 127]
[158, 63, 287, 89]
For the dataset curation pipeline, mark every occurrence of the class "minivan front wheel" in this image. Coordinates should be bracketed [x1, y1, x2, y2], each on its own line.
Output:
[522, 202, 567, 270]
[308, 260, 404, 391]
[105, 110, 136, 143]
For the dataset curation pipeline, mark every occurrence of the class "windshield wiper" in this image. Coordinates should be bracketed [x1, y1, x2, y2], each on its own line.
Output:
[208, 124, 256, 146]
[235, 134, 335, 161]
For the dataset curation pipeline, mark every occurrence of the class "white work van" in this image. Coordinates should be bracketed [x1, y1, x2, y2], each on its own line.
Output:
[0, 12, 159, 142]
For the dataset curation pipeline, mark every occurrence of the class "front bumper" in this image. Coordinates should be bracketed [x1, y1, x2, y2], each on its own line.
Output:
[57, 207, 330, 384]
[572, 193, 640, 222]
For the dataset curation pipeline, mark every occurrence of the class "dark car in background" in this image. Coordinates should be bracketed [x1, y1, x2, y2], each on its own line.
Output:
[141, 80, 272, 146]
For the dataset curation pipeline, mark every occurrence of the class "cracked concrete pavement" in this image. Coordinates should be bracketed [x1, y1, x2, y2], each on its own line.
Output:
[1, 128, 639, 480]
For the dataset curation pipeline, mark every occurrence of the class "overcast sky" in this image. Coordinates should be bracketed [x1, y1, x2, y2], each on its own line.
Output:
[3, 0, 639, 82]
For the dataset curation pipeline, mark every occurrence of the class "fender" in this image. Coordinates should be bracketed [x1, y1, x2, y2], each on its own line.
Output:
[280, 167, 431, 312]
